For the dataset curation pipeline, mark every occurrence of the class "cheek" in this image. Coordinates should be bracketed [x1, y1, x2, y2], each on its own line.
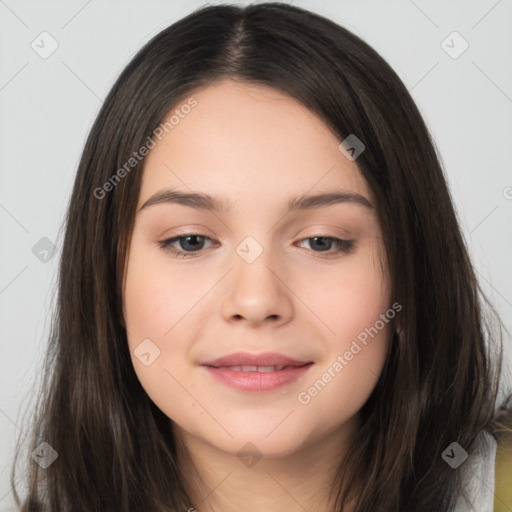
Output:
[123, 244, 193, 396]
[123, 242, 206, 343]
[302, 247, 390, 343]
[293, 249, 391, 417]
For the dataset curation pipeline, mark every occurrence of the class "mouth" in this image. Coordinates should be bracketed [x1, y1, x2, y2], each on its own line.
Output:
[211, 364, 305, 372]
[201, 352, 314, 392]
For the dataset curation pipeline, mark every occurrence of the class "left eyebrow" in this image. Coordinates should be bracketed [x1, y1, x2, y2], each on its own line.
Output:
[138, 188, 374, 213]
[288, 191, 373, 211]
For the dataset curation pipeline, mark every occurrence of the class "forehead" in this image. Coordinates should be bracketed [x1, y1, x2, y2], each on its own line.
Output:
[138, 78, 371, 208]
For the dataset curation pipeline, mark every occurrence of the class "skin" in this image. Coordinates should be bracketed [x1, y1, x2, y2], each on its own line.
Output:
[122, 79, 393, 512]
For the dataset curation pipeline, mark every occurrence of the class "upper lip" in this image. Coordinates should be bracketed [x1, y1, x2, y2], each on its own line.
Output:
[201, 352, 312, 368]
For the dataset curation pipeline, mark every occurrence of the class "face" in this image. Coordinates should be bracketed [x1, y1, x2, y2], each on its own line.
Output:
[122, 79, 393, 458]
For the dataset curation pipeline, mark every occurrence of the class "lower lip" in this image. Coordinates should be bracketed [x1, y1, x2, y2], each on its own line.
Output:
[202, 364, 313, 392]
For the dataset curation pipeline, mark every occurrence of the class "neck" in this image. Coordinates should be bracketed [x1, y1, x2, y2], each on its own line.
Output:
[173, 419, 358, 512]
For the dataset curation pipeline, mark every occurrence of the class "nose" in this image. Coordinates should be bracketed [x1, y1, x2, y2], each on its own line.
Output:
[220, 244, 294, 328]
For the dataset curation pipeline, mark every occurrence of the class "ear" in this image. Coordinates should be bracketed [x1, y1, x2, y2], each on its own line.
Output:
[117, 237, 130, 331]
[391, 300, 402, 337]
[393, 318, 402, 337]
[119, 310, 126, 329]
[116, 293, 127, 329]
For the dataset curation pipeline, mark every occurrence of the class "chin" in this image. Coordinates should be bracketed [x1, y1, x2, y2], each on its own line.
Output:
[199, 412, 315, 458]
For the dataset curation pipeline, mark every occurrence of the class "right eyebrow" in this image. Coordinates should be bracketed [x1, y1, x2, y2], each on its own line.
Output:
[138, 189, 230, 213]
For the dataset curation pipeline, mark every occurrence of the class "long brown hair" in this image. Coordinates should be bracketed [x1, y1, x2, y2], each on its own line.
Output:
[11, 3, 508, 511]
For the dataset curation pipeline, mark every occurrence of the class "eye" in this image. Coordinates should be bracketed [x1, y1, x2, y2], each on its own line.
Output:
[158, 234, 355, 259]
[158, 234, 215, 258]
[296, 236, 355, 257]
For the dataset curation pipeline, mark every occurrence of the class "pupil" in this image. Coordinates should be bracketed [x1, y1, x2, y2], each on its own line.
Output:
[182, 235, 203, 251]
[311, 237, 331, 251]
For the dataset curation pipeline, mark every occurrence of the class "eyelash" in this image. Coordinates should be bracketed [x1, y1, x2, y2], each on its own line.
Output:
[158, 234, 355, 259]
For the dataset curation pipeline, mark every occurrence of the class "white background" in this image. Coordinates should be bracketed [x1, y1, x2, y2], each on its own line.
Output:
[1, 1, 511, 510]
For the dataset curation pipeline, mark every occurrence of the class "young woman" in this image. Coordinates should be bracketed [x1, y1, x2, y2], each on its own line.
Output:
[11, 3, 510, 511]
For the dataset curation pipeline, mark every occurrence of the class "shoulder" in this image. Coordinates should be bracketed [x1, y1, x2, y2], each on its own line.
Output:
[454, 431, 497, 512]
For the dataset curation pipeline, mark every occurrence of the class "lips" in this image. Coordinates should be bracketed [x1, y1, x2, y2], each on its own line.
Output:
[214, 364, 292, 372]
[202, 352, 310, 368]
[201, 352, 313, 392]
